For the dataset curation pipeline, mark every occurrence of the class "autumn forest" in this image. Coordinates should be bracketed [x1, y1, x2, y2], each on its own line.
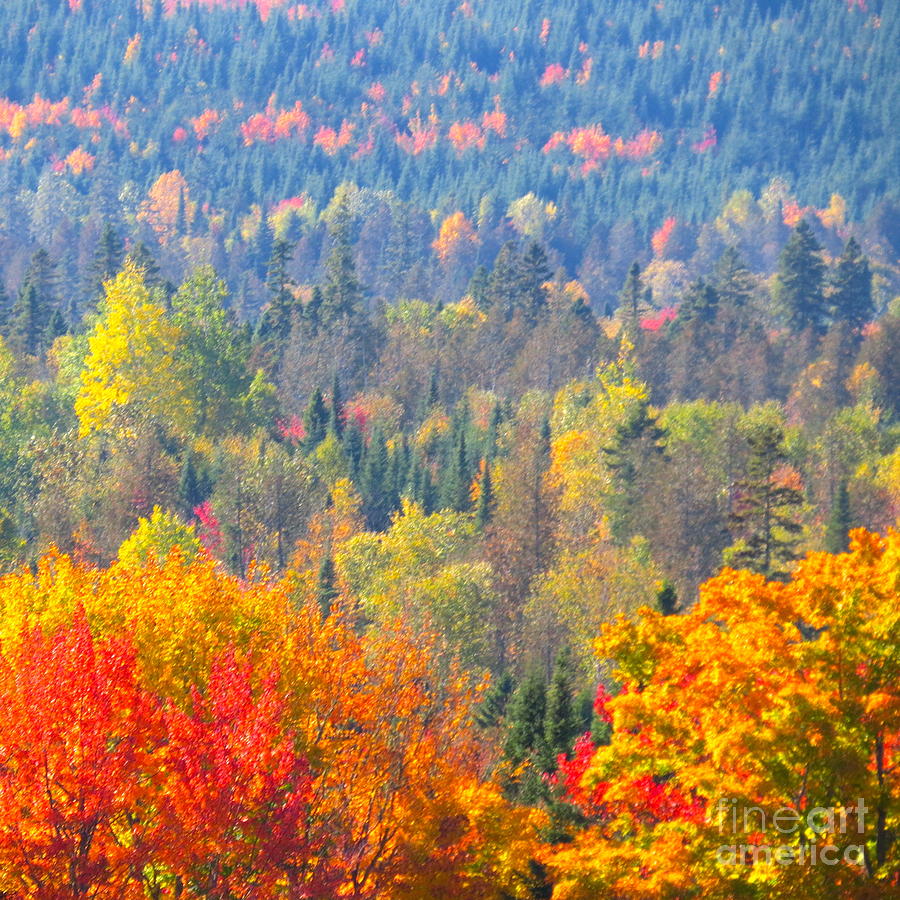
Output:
[0, 0, 898, 897]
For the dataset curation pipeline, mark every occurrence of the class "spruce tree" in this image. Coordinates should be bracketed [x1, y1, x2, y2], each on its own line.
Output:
[8, 283, 42, 356]
[125, 242, 163, 290]
[504, 668, 547, 767]
[43, 308, 67, 345]
[486, 241, 521, 317]
[712, 246, 755, 309]
[257, 238, 297, 344]
[518, 241, 551, 321]
[343, 417, 365, 480]
[619, 261, 646, 337]
[251, 217, 274, 279]
[360, 428, 397, 530]
[321, 199, 364, 323]
[829, 237, 873, 329]
[302, 387, 329, 452]
[0, 279, 12, 336]
[543, 647, 580, 766]
[776, 219, 827, 332]
[419, 366, 440, 420]
[656, 579, 679, 615]
[476, 460, 494, 528]
[468, 264, 490, 310]
[328, 372, 344, 437]
[442, 429, 471, 512]
[179, 452, 207, 517]
[727, 421, 804, 578]
[678, 278, 719, 327]
[85, 222, 124, 304]
[824, 480, 852, 554]
[316, 554, 339, 618]
[475, 672, 514, 729]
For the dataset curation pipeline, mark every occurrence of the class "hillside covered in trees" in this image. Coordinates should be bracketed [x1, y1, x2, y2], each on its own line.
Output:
[0, 0, 898, 897]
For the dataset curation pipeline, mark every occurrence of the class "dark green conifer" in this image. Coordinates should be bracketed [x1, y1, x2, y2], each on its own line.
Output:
[316, 554, 339, 619]
[776, 219, 827, 332]
[302, 387, 329, 452]
[543, 647, 580, 766]
[727, 421, 804, 578]
[829, 237, 873, 329]
[476, 460, 494, 528]
[322, 199, 364, 322]
[824, 480, 852, 554]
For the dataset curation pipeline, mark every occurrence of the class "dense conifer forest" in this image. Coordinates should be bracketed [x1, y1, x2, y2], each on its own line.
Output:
[0, 1, 897, 897]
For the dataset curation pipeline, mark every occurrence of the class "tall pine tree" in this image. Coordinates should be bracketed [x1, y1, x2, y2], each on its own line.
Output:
[776, 219, 827, 333]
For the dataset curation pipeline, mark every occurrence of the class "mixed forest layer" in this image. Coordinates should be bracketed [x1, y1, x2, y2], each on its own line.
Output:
[0, 0, 898, 897]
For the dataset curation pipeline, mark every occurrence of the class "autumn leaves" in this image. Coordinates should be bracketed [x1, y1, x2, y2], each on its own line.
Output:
[0, 551, 542, 898]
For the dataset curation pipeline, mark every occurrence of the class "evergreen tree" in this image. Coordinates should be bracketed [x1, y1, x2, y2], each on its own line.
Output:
[419, 366, 440, 420]
[468, 264, 490, 310]
[85, 222, 124, 304]
[442, 429, 471, 512]
[602, 396, 666, 542]
[43, 307, 67, 345]
[656, 579, 679, 615]
[485, 403, 502, 460]
[677, 278, 719, 327]
[476, 460, 494, 528]
[8, 283, 42, 356]
[619, 261, 646, 337]
[486, 241, 521, 317]
[776, 219, 827, 332]
[518, 241, 551, 321]
[0, 279, 12, 336]
[829, 236, 873, 329]
[475, 672, 514, 729]
[726, 421, 804, 578]
[341, 411, 363, 464]
[125, 242, 163, 291]
[316, 554, 339, 619]
[712, 246, 755, 309]
[321, 199, 364, 323]
[328, 372, 344, 437]
[22, 249, 58, 313]
[251, 217, 274, 279]
[360, 428, 397, 530]
[179, 452, 208, 517]
[256, 238, 297, 345]
[824, 480, 852, 554]
[543, 647, 580, 766]
[504, 668, 547, 767]
[302, 387, 329, 452]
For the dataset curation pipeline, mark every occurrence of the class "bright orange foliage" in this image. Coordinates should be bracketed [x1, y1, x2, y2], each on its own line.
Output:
[0, 550, 544, 898]
[396, 111, 440, 155]
[449, 120, 486, 153]
[433, 210, 480, 264]
[651, 216, 677, 257]
[540, 64, 569, 87]
[546, 528, 900, 898]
